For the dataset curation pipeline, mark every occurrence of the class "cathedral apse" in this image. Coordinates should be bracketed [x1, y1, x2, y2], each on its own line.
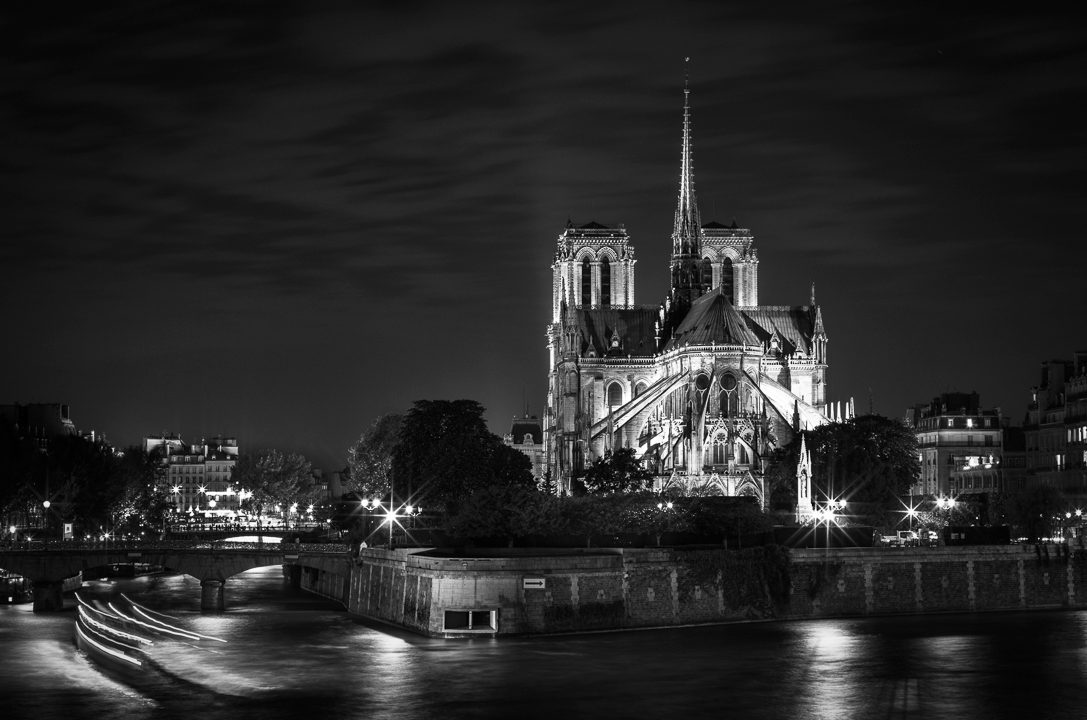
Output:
[544, 80, 850, 505]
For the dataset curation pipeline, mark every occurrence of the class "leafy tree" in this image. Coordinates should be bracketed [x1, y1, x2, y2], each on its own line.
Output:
[624, 491, 691, 546]
[445, 484, 565, 547]
[563, 494, 640, 546]
[1007, 485, 1067, 541]
[345, 414, 402, 500]
[108, 447, 172, 538]
[392, 399, 534, 516]
[580, 447, 653, 495]
[39, 434, 119, 535]
[232, 449, 320, 528]
[765, 414, 919, 526]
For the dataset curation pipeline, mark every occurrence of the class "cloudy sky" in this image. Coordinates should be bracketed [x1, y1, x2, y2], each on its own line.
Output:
[3, 2, 1085, 471]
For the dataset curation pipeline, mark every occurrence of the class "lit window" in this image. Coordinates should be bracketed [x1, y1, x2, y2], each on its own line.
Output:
[966, 418, 974, 428]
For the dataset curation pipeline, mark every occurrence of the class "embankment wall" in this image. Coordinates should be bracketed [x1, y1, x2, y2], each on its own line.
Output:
[313, 544, 1086, 637]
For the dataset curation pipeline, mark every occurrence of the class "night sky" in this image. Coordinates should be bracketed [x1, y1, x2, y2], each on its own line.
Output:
[4, 3, 1086, 472]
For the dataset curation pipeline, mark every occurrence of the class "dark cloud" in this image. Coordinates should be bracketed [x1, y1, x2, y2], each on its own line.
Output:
[2, 2, 1085, 469]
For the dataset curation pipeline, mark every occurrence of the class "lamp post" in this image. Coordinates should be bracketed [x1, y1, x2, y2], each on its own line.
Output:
[654, 500, 674, 547]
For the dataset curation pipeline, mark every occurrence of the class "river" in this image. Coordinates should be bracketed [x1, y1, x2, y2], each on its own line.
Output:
[1, 565, 1085, 719]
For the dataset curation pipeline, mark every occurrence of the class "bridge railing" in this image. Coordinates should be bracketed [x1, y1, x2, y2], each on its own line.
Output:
[0, 539, 350, 554]
[165, 522, 326, 534]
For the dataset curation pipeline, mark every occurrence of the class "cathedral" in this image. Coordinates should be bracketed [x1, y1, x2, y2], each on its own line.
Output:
[544, 82, 849, 505]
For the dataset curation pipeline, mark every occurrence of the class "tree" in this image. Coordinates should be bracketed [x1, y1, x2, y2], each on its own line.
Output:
[1007, 485, 1068, 541]
[232, 449, 319, 528]
[392, 399, 534, 516]
[40, 434, 119, 535]
[345, 414, 402, 500]
[445, 484, 564, 547]
[765, 414, 919, 526]
[580, 447, 652, 495]
[108, 447, 171, 537]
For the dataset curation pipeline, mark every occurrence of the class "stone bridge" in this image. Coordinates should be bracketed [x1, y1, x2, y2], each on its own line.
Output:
[0, 542, 351, 613]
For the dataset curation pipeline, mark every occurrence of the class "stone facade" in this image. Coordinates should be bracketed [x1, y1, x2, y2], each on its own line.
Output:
[327, 545, 1087, 638]
[544, 84, 841, 504]
[904, 392, 1005, 497]
[1024, 352, 1087, 499]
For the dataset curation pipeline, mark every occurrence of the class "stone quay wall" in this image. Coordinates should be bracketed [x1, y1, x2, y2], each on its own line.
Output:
[327, 544, 1087, 638]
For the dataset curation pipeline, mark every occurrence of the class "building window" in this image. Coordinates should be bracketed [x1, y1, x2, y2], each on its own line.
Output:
[721, 257, 734, 303]
[600, 257, 611, 308]
[581, 258, 591, 306]
[947, 419, 954, 428]
[966, 418, 974, 428]
[607, 382, 623, 409]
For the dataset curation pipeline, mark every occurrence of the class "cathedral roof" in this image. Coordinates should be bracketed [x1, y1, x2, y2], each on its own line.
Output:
[742, 306, 819, 355]
[575, 308, 660, 358]
[664, 286, 761, 350]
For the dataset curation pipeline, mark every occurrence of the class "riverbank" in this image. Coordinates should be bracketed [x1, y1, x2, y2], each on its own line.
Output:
[314, 543, 1087, 637]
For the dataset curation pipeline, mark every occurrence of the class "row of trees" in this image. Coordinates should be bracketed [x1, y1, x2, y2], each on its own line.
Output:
[0, 425, 169, 539]
[341, 400, 777, 547]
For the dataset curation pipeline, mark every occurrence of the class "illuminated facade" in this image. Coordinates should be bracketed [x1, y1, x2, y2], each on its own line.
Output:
[1024, 353, 1087, 494]
[544, 84, 840, 503]
[145, 434, 239, 518]
[904, 392, 1004, 497]
[503, 415, 546, 484]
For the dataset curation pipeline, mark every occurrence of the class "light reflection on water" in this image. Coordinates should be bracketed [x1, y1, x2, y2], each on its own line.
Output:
[2, 566, 1086, 720]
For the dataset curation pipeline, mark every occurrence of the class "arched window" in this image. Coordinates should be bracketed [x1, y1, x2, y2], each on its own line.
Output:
[600, 257, 611, 307]
[721, 258, 734, 304]
[719, 374, 738, 416]
[701, 258, 712, 290]
[581, 258, 592, 306]
[607, 382, 623, 409]
[634, 381, 648, 398]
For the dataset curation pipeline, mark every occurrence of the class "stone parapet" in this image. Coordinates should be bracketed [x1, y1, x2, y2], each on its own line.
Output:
[332, 544, 1087, 638]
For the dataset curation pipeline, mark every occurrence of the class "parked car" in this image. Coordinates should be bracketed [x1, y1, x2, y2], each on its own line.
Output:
[879, 530, 920, 547]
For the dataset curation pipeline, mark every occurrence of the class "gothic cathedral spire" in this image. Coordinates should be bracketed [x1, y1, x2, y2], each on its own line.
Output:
[670, 60, 705, 305]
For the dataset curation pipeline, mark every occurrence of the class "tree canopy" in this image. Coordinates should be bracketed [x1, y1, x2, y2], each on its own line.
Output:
[0, 430, 171, 539]
[232, 449, 321, 522]
[766, 414, 919, 526]
[392, 399, 534, 515]
[345, 413, 402, 500]
[579, 447, 653, 495]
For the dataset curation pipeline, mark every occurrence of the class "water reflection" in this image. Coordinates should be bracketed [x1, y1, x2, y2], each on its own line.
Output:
[2, 567, 1087, 720]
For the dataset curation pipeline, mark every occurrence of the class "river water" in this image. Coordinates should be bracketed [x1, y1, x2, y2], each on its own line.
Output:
[1, 565, 1085, 720]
